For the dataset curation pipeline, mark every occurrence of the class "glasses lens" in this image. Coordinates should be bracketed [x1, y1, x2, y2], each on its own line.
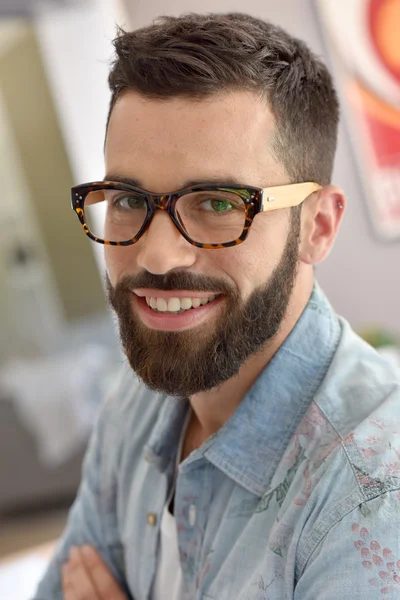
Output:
[84, 188, 148, 242]
[175, 190, 247, 244]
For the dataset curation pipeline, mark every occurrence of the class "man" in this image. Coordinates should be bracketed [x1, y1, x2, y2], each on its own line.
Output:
[35, 12, 400, 600]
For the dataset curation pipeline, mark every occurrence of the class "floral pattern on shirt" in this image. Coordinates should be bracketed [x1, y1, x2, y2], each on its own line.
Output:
[345, 414, 400, 496]
[257, 403, 341, 515]
[352, 523, 400, 596]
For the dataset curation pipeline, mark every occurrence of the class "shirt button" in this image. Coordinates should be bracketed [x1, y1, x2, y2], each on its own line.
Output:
[147, 512, 157, 527]
[189, 504, 196, 526]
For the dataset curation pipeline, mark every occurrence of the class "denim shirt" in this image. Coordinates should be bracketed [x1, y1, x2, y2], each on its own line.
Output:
[34, 284, 400, 600]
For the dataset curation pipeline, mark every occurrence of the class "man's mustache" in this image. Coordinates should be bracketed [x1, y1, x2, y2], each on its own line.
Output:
[105, 270, 233, 295]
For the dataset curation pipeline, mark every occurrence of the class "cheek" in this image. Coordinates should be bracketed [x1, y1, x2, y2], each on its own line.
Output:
[214, 246, 273, 301]
[105, 246, 137, 286]
[222, 219, 286, 296]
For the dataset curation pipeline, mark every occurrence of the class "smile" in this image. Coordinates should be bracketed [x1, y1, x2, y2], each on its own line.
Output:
[145, 295, 219, 314]
[131, 289, 225, 332]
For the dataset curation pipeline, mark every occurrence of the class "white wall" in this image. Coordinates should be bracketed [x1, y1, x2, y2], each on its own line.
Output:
[33, 0, 130, 271]
[33, 2, 117, 183]
[123, 0, 400, 335]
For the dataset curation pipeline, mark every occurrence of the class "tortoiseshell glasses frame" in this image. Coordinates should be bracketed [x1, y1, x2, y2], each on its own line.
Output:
[71, 180, 321, 249]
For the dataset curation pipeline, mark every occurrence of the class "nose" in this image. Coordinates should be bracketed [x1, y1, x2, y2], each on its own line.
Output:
[135, 210, 197, 275]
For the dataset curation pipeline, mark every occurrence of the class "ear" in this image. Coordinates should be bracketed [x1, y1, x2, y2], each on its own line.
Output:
[299, 185, 346, 265]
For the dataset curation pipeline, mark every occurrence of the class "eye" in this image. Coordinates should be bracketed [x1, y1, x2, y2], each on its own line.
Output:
[114, 194, 146, 210]
[202, 198, 235, 212]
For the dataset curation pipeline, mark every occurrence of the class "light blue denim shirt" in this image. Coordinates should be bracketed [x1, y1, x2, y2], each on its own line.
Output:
[34, 284, 400, 599]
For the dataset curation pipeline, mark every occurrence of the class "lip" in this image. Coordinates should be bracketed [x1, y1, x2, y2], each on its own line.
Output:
[131, 292, 225, 331]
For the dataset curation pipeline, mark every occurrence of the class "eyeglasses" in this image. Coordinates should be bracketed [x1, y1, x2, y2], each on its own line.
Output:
[71, 180, 321, 249]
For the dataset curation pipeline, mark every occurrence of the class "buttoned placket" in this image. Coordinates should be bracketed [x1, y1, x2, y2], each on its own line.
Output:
[135, 450, 171, 600]
[138, 408, 192, 600]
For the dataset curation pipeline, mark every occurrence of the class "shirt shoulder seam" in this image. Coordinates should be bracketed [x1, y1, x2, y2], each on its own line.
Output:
[297, 427, 400, 577]
[297, 482, 400, 580]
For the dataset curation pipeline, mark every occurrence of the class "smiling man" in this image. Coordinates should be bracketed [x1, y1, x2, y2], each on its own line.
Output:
[34, 13, 400, 600]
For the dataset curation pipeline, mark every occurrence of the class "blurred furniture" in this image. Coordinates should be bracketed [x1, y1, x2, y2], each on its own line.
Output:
[0, 313, 121, 514]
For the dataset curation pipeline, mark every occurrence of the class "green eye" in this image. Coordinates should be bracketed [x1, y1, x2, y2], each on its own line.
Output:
[210, 199, 233, 212]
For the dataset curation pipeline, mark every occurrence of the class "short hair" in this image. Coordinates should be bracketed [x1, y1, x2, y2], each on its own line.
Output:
[107, 13, 339, 185]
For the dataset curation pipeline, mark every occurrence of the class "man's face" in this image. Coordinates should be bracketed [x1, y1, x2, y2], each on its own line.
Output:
[105, 90, 301, 397]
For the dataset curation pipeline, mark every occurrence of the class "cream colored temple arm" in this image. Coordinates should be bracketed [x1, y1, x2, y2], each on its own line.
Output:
[261, 182, 322, 211]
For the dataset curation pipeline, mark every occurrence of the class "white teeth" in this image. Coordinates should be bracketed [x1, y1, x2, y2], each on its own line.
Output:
[167, 298, 181, 312]
[180, 298, 193, 310]
[156, 298, 168, 312]
[145, 295, 219, 313]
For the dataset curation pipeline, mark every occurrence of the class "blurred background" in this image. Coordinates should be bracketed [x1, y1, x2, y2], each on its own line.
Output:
[0, 0, 398, 596]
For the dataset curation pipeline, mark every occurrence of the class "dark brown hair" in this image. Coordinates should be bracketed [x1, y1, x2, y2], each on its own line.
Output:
[107, 13, 339, 185]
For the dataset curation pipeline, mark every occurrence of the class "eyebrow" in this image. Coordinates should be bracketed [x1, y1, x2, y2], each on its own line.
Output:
[103, 173, 248, 191]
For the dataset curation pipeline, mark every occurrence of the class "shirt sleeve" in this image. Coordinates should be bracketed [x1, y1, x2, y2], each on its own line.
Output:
[31, 393, 130, 600]
[295, 489, 400, 599]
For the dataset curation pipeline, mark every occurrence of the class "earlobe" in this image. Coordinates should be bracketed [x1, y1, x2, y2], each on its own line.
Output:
[299, 185, 346, 266]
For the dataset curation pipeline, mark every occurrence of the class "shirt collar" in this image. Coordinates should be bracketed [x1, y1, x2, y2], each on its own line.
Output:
[146, 283, 341, 495]
[204, 283, 341, 496]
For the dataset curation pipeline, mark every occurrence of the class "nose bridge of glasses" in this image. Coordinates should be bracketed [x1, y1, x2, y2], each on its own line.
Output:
[151, 194, 172, 211]
[142, 194, 188, 246]
[146, 193, 183, 235]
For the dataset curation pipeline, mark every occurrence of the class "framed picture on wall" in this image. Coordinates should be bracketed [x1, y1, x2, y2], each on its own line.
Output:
[313, 0, 400, 242]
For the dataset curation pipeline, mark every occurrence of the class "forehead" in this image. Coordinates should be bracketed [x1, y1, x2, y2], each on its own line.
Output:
[105, 90, 286, 190]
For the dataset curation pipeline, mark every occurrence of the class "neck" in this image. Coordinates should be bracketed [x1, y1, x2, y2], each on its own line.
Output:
[188, 274, 314, 440]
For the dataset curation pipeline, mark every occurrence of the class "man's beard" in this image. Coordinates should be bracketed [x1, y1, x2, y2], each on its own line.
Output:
[107, 211, 301, 398]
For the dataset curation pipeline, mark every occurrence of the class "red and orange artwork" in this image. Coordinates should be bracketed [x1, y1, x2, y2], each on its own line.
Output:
[315, 0, 400, 240]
